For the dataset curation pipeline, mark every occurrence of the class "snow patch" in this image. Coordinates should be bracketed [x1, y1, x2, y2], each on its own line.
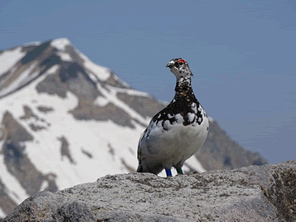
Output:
[94, 96, 109, 107]
[46, 64, 59, 75]
[84, 60, 111, 81]
[51, 38, 71, 51]
[56, 52, 72, 62]
[0, 206, 5, 218]
[0, 62, 39, 97]
[74, 49, 111, 81]
[0, 155, 29, 205]
[88, 72, 99, 82]
[0, 47, 25, 75]
[40, 180, 48, 191]
[96, 83, 150, 124]
[107, 85, 150, 98]
[184, 155, 206, 173]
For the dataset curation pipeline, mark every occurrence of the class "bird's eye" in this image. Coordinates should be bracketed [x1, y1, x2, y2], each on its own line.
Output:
[179, 62, 183, 65]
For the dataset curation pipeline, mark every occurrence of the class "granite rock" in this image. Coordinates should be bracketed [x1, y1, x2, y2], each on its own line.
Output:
[5, 161, 295, 222]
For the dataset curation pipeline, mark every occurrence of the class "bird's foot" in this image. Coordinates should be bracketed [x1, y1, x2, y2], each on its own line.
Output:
[176, 167, 183, 175]
[165, 168, 172, 177]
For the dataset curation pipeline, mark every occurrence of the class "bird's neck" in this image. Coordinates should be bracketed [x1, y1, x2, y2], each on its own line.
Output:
[174, 76, 194, 99]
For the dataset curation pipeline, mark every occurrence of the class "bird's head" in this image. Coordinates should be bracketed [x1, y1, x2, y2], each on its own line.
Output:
[166, 58, 193, 80]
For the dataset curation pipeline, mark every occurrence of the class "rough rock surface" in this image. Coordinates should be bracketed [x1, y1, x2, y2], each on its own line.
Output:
[5, 160, 296, 222]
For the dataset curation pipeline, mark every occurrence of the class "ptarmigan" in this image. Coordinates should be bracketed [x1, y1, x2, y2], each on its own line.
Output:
[137, 58, 209, 177]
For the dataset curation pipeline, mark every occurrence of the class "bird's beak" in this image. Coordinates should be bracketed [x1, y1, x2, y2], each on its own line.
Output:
[166, 61, 174, 68]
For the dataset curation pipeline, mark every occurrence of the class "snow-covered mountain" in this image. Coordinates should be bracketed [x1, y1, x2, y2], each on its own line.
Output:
[0, 38, 267, 217]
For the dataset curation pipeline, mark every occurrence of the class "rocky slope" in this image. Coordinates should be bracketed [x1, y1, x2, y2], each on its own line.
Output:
[4, 160, 296, 222]
[0, 38, 267, 217]
[198, 119, 267, 171]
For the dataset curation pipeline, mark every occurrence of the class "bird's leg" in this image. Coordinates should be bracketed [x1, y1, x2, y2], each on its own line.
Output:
[176, 167, 183, 175]
[165, 168, 172, 177]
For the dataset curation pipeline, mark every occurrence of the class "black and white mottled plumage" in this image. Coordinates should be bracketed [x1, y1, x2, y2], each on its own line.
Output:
[137, 58, 209, 177]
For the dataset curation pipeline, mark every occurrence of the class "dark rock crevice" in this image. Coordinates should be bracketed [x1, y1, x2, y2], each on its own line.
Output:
[19, 105, 38, 121]
[20, 41, 51, 64]
[58, 136, 75, 164]
[260, 162, 296, 222]
[36, 105, 54, 114]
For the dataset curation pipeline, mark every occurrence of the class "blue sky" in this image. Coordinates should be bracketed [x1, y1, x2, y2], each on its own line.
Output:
[1, 0, 295, 164]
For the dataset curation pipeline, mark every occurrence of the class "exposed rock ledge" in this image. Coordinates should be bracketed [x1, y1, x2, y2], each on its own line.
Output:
[4, 160, 296, 222]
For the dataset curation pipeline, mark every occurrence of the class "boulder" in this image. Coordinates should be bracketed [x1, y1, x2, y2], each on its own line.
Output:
[4, 160, 296, 222]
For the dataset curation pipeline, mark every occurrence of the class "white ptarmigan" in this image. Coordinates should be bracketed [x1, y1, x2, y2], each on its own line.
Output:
[137, 58, 209, 177]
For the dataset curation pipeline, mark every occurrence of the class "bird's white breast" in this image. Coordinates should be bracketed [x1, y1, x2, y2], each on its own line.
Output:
[139, 110, 209, 168]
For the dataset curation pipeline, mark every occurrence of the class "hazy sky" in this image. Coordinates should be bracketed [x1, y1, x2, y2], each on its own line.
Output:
[1, 0, 295, 164]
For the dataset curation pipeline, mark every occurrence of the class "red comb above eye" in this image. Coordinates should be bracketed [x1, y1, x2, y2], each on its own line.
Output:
[178, 59, 186, 64]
